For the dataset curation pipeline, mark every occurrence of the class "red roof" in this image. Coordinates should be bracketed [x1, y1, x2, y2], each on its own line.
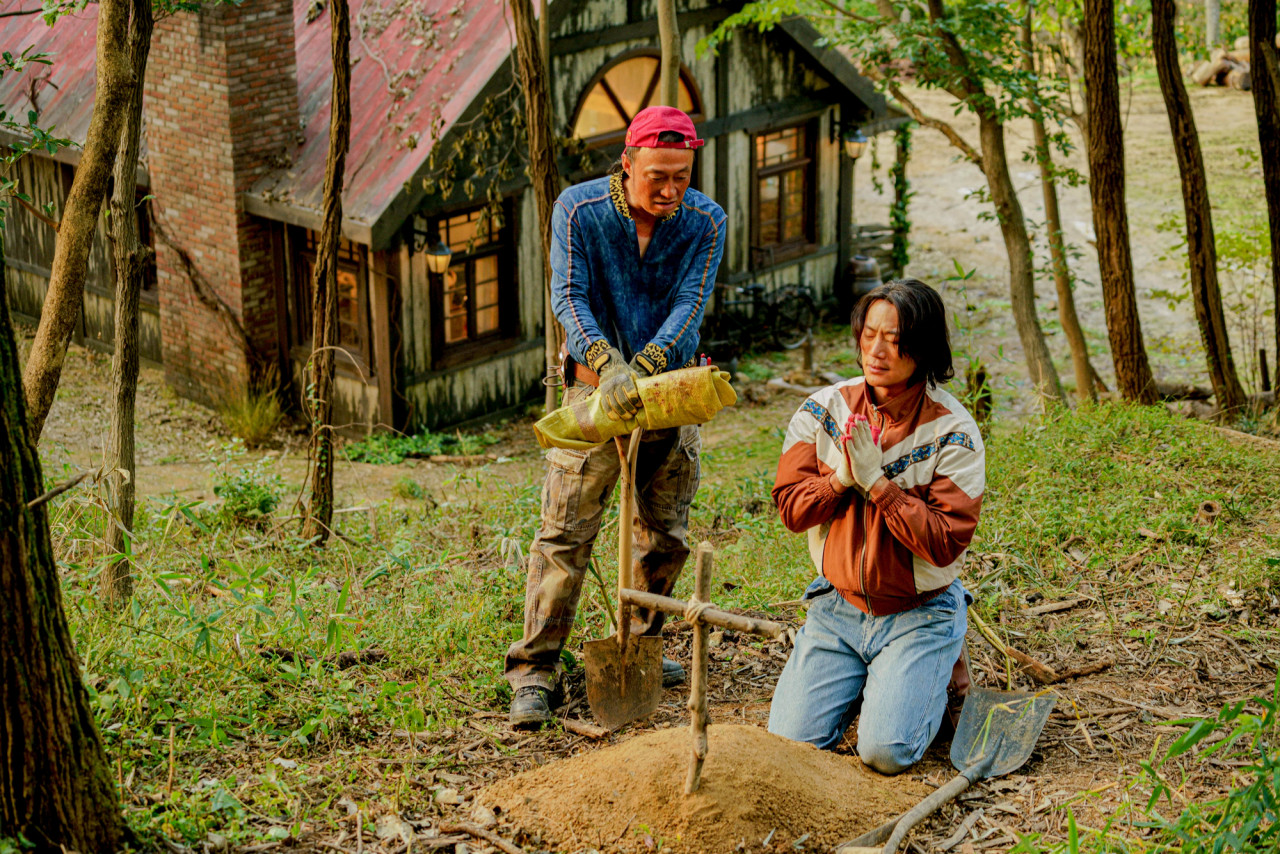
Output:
[0, 0, 515, 236]
[259, 0, 514, 232]
[0, 8, 116, 165]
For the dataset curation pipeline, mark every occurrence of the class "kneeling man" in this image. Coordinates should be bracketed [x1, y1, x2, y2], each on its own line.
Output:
[768, 279, 984, 774]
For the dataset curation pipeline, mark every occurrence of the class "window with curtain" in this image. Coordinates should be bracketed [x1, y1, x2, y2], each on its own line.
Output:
[751, 123, 817, 262]
[418, 201, 518, 367]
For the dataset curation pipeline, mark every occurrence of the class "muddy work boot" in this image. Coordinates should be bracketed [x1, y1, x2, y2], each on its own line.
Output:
[662, 657, 686, 688]
[509, 686, 554, 730]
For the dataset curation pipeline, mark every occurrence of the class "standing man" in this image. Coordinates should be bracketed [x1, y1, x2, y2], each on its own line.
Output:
[504, 106, 726, 729]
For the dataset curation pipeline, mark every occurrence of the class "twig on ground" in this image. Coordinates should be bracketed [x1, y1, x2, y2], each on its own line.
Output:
[561, 718, 609, 739]
[969, 610, 1059, 684]
[1050, 659, 1114, 683]
[439, 822, 525, 854]
[256, 646, 388, 669]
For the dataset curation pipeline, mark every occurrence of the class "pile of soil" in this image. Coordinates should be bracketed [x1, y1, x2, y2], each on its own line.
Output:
[480, 724, 928, 852]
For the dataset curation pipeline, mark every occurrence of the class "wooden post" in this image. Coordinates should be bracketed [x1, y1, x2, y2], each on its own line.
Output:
[685, 543, 713, 794]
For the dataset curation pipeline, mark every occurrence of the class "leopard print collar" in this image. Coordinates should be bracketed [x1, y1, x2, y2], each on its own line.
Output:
[609, 172, 680, 223]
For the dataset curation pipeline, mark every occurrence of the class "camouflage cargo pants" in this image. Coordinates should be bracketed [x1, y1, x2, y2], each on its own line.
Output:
[504, 385, 702, 691]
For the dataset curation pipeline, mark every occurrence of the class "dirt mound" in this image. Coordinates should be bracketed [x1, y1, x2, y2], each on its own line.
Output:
[480, 724, 929, 852]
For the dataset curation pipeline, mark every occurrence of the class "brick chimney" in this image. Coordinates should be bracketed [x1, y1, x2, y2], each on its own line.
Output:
[146, 0, 299, 404]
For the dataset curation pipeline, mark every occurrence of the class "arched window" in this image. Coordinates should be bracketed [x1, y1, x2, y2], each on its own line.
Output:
[571, 50, 704, 146]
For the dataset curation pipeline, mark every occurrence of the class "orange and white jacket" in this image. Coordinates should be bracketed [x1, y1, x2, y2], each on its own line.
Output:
[772, 377, 985, 616]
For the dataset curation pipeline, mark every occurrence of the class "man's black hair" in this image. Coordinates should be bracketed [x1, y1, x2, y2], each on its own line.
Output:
[850, 278, 955, 388]
[608, 130, 690, 175]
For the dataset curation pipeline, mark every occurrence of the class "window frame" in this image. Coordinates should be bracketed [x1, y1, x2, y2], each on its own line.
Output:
[569, 48, 706, 149]
[749, 120, 819, 267]
[417, 199, 520, 370]
[286, 226, 373, 377]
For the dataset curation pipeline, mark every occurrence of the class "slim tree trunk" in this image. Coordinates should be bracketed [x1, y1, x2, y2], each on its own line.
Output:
[657, 0, 681, 107]
[1153, 0, 1246, 413]
[1082, 0, 1157, 403]
[1021, 4, 1097, 403]
[300, 0, 351, 546]
[1205, 0, 1221, 49]
[539, 0, 557, 415]
[1, 296, 127, 850]
[1249, 0, 1280, 373]
[916, 0, 1063, 402]
[21, 0, 131, 442]
[102, 0, 154, 608]
[977, 113, 1064, 403]
[509, 0, 563, 414]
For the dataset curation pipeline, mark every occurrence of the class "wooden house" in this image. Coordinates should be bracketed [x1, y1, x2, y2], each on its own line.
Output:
[0, 0, 908, 433]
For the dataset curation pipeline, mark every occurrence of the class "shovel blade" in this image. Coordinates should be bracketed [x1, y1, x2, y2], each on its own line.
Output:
[951, 687, 1056, 779]
[583, 633, 663, 731]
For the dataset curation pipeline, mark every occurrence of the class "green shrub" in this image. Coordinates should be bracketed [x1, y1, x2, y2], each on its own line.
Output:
[391, 477, 425, 500]
[208, 440, 284, 527]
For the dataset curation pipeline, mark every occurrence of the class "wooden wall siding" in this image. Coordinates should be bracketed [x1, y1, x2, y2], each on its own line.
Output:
[2, 155, 163, 365]
[402, 340, 543, 430]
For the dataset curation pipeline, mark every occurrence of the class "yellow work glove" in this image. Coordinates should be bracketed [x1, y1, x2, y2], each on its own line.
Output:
[595, 347, 641, 421]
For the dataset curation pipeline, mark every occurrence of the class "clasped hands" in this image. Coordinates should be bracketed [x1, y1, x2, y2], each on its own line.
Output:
[596, 347, 653, 421]
[834, 419, 884, 495]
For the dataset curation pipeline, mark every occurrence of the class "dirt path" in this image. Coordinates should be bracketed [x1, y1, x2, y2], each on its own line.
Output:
[856, 78, 1267, 413]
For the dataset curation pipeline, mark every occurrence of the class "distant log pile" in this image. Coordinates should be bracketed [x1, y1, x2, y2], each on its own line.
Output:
[1188, 34, 1280, 91]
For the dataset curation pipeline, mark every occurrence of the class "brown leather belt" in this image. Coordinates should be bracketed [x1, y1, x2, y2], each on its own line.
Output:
[571, 361, 600, 387]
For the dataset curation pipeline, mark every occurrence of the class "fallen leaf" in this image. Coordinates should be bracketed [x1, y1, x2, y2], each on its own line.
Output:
[375, 813, 414, 845]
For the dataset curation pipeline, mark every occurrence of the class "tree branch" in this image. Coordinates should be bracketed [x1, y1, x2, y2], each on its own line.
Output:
[14, 194, 59, 232]
[863, 65, 983, 167]
[925, 0, 985, 101]
[813, 0, 880, 26]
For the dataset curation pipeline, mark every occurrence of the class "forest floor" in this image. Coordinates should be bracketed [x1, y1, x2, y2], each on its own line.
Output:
[21, 73, 1280, 854]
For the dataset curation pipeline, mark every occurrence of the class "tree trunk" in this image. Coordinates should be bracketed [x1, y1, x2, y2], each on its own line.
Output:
[1021, 5, 1097, 403]
[21, 0, 131, 442]
[977, 113, 1064, 403]
[102, 0, 154, 608]
[1205, 0, 1221, 49]
[915, 0, 1062, 403]
[1081, 0, 1157, 403]
[300, 0, 351, 546]
[539, 0, 557, 415]
[1249, 0, 1280, 374]
[1152, 0, 1247, 414]
[657, 0, 681, 107]
[1, 295, 127, 850]
[509, 0, 563, 414]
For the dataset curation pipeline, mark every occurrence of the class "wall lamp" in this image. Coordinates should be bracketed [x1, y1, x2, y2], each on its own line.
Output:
[831, 119, 869, 160]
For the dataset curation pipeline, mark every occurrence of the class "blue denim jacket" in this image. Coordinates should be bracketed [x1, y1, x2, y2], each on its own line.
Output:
[550, 173, 727, 374]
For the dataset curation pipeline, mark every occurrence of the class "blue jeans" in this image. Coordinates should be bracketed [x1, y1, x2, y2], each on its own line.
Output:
[767, 576, 969, 774]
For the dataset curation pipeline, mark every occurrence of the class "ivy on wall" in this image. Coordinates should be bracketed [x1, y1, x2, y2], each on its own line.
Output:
[890, 123, 912, 274]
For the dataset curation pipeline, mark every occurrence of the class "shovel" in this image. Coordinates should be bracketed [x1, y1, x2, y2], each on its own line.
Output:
[584, 428, 663, 731]
[838, 687, 1056, 854]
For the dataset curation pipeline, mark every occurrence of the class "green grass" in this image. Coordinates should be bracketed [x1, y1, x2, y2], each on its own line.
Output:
[38, 401, 1280, 847]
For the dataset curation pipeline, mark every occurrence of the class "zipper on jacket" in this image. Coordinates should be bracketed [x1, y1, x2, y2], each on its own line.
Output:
[859, 496, 874, 617]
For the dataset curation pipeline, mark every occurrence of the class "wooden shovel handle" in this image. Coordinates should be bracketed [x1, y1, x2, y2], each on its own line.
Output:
[615, 428, 642, 650]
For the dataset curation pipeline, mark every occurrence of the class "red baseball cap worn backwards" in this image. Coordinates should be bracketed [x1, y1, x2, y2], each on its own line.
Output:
[624, 105, 705, 149]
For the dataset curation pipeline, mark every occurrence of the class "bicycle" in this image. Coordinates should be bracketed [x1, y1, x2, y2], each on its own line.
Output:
[699, 279, 817, 365]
